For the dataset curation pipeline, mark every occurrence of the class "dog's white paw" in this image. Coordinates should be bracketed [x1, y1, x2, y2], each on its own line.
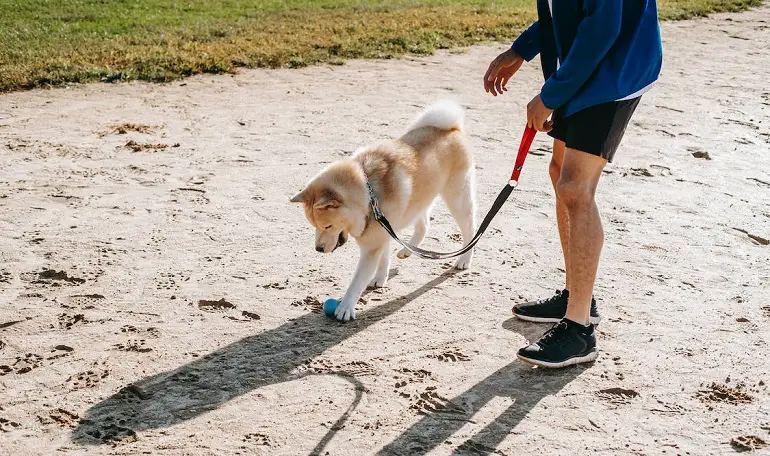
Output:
[396, 248, 412, 259]
[454, 254, 472, 270]
[333, 301, 356, 322]
[368, 274, 388, 288]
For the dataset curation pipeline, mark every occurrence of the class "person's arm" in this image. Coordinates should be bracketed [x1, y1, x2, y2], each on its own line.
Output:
[540, 1, 623, 110]
[511, 21, 541, 62]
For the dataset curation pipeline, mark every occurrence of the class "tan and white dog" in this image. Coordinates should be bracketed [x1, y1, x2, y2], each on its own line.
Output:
[290, 101, 476, 321]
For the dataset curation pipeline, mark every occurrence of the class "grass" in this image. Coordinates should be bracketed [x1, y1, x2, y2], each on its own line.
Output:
[0, 0, 761, 93]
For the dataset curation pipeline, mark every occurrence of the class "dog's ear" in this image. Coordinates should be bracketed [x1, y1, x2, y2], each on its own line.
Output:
[290, 189, 307, 203]
[313, 193, 340, 210]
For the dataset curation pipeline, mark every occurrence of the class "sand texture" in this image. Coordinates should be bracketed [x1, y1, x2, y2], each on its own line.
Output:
[1, 5, 769, 455]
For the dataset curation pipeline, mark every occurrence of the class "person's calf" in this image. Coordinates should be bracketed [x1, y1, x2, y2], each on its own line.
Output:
[556, 178, 604, 326]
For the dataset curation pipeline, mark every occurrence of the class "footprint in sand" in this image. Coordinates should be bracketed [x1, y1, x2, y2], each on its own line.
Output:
[81, 419, 137, 444]
[428, 349, 470, 363]
[409, 387, 465, 415]
[113, 339, 152, 353]
[66, 362, 110, 390]
[0, 270, 11, 284]
[155, 272, 189, 292]
[100, 123, 157, 137]
[67, 293, 105, 308]
[10, 353, 44, 375]
[596, 387, 639, 407]
[291, 296, 323, 313]
[37, 408, 80, 428]
[171, 187, 209, 205]
[243, 432, 272, 446]
[301, 359, 377, 377]
[731, 435, 767, 452]
[648, 397, 687, 416]
[0, 417, 22, 432]
[696, 381, 753, 405]
[57, 313, 88, 330]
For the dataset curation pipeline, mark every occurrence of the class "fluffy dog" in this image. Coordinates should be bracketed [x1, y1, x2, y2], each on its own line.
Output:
[291, 101, 476, 321]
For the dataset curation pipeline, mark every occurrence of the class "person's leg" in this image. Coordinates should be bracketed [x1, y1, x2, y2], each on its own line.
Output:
[555, 149, 607, 325]
[517, 98, 639, 367]
[549, 139, 571, 290]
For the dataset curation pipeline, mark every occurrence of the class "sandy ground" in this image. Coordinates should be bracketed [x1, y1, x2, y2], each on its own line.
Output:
[1, 4, 769, 456]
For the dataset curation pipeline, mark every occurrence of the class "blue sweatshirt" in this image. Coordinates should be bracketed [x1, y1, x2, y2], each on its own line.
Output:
[511, 0, 663, 117]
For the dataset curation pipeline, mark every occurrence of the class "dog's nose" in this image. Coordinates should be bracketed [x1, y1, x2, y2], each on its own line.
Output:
[316, 246, 325, 253]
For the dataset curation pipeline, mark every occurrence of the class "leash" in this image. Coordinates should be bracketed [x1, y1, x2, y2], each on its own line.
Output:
[369, 126, 537, 260]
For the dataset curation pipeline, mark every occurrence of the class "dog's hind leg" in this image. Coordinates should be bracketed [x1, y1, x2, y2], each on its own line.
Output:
[397, 212, 430, 259]
[369, 241, 391, 288]
[442, 169, 476, 270]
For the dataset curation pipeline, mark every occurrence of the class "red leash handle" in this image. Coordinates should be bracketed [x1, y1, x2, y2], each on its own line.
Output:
[509, 126, 537, 186]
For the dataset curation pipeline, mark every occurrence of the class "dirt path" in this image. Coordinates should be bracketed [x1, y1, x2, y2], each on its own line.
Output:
[1, 4, 769, 456]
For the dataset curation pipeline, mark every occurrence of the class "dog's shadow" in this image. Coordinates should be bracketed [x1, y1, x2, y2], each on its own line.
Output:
[71, 271, 455, 445]
[72, 274, 585, 455]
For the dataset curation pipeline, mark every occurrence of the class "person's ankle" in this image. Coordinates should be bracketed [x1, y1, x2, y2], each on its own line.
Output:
[563, 316, 590, 327]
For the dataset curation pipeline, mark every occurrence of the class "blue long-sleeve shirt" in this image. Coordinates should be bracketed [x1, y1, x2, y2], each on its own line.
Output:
[512, 0, 663, 117]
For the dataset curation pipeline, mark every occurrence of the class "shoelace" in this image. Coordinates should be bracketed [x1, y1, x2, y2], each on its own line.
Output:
[540, 320, 569, 344]
[537, 289, 566, 306]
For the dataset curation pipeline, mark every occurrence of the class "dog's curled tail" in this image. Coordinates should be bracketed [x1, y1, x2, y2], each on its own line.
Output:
[408, 100, 464, 132]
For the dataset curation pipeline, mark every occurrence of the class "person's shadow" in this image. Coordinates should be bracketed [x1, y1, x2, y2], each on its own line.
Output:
[72, 272, 586, 455]
[376, 318, 584, 455]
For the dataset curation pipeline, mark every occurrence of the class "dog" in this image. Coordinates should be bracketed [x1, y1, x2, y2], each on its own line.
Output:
[290, 101, 476, 321]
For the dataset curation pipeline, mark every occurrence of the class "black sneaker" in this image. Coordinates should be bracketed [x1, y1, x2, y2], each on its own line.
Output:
[512, 289, 601, 324]
[517, 319, 598, 368]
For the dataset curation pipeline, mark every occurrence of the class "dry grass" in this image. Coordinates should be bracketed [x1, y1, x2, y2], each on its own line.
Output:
[0, 0, 761, 93]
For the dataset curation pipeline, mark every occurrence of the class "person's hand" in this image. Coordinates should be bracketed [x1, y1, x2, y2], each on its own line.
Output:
[484, 48, 524, 96]
[527, 94, 554, 132]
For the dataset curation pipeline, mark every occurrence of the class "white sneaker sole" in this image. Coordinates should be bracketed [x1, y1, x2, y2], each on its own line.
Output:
[513, 313, 602, 325]
[517, 349, 598, 368]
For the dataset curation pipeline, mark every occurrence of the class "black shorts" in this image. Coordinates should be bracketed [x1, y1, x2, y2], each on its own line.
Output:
[548, 97, 641, 162]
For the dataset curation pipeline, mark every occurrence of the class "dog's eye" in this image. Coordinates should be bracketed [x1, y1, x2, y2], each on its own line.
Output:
[324, 225, 332, 230]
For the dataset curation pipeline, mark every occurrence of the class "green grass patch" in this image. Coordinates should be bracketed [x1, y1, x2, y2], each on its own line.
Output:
[0, 0, 761, 93]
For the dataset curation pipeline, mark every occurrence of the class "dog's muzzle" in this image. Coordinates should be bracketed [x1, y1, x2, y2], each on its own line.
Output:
[316, 233, 347, 254]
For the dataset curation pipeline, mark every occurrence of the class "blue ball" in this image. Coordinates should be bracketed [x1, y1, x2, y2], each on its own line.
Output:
[323, 298, 340, 317]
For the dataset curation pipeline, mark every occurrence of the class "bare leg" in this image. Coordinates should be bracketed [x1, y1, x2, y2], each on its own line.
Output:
[550, 139, 571, 290]
[556, 149, 606, 325]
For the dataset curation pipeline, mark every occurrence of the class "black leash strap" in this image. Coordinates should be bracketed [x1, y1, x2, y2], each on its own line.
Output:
[369, 126, 537, 260]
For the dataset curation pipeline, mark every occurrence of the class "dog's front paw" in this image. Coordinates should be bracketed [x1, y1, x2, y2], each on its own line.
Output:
[333, 301, 356, 322]
[368, 274, 388, 288]
[396, 248, 412, 259]
[453, 254, 472, 270]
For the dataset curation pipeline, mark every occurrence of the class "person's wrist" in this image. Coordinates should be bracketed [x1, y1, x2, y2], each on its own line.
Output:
[506, 48, 522, 62]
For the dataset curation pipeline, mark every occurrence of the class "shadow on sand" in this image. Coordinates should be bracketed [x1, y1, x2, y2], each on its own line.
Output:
[72, 273, 585, 455]
[376, 318, 584, 455]
[72, 271, 457, 445]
